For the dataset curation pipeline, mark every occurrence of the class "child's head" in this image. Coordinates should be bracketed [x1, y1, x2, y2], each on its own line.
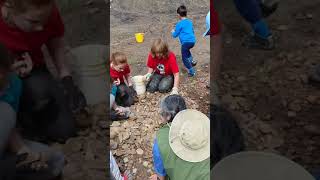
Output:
[4, 0, 54, 32]
[110, 52, 128, 71]
[177, 5, 187, 18]
[0, 44, 13, 92]
[159, 95, 187, 123]
[151, 39, 169, 59]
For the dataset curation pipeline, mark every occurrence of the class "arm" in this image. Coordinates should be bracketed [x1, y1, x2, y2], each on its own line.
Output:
[7, 129, 26, 154]
[46, 37, 71, 79]
[151, 139, 167, 179]
[147, 67, 154, 74]
[171, 23, 181, 38]
[173, 72, 179, 88]
[126, 73, 133, 86]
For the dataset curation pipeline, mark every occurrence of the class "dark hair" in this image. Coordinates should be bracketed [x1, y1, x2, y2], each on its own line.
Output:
[210, 104, 245, 168]
[5, 0, 54, 13]
[0, 43, 12, 71]
[177, 5, 187, 17]
[160, 95, 187, 122]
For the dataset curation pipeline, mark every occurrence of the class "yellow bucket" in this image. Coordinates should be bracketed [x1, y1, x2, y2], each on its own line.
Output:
[135, 33, 144, 43]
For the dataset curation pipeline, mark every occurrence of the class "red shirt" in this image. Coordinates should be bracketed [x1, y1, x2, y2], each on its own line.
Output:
[110, 64, 131, 83]
[0, 3, 65, 67]
[147, 52, 179, 76]
[211, 0, 221, 35]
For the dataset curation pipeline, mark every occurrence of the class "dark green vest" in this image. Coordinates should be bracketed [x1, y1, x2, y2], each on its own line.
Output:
[156, 124, 210, 180]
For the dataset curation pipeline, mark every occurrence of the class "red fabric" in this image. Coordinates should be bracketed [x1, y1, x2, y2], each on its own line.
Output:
[211, 0, 221, 35]
[147, 51, 179, 76]
[110, 64, 131, 83]
[0, 3, 65, 67]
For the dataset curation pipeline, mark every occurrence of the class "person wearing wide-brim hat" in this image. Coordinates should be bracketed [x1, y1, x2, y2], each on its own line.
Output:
[211, 151, 316, 180]
[150, 95, 210, 180]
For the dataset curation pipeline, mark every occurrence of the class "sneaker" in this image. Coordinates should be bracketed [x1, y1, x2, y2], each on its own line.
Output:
[191, 59, 197, 66]
[243, 33, 275, 50]
[260, 0, 279, 18]
[188, 68, 196, 77]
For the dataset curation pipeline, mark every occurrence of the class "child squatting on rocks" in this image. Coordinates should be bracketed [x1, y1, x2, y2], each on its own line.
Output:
[110, 52, 138, 107]
[0, 43, 64, 180]
[144, 39, 180, 95]
[171, 5, 197, 77]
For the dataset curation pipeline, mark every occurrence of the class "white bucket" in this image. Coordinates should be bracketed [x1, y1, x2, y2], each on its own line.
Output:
[69, 44, 108, 105]
[132, 75, 146, 95]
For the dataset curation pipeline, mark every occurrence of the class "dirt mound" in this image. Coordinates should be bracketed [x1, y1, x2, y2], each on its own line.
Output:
[111, 0, 209, 14]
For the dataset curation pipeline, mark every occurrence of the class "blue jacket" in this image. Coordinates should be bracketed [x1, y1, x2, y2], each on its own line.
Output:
[172, 18, 196, 44]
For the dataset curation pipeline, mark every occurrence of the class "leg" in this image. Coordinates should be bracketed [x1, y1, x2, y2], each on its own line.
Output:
[146, 73, 163, 93]
[158, 75, 174, 93]
[115, 84, 128, 107]
[181, 43, 194, 75]
[0, 102, 16, 156]
[122, 86, 134, 107]
[18, 68, 76, 142]
[15, 140, 64, 180]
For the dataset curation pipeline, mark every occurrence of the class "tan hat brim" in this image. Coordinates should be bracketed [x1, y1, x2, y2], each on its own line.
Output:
[169, 109, 210, 163]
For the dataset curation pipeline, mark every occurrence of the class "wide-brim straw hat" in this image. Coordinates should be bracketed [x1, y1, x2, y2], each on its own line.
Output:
[169, 109, 210, 163]
[211, 151, 315, 180]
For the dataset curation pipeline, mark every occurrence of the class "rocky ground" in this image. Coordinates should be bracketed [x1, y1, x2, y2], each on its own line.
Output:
[217, 0, 320, 171]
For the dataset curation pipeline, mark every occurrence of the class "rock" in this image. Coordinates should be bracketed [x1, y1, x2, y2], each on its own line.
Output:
[143, 161, 149, 167]
[112, 121, 121, 127]
[85, 0, 93, 6]
[136, 148, 144, 155]
[259, 122, 273, 134]
[132, 168, 137, 174]
[304, 125, 320, 135]
[288, 111, 296, 117]
[89, 7, 100, 14]
[306, 95, 318, 104]
[98, 120, 108, 129]
[288, 101, 302, 112]
[124, 157, 129, 163]
[110, 140, 118, 150]
[237, 76, 246, 82]
[110, 127, 121, 139]
[306, 13, 313, 19]
[277, 25, 289, 31]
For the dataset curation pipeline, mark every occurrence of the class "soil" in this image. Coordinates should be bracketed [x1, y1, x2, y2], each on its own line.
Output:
[216, 0, 320, 171]
[110, 1, 210, 179]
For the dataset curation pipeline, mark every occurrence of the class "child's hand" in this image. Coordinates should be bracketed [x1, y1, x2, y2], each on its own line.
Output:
[12, 52, 33, 78]
[113, 78, 121, 86]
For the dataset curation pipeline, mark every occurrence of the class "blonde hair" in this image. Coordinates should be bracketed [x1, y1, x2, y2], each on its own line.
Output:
[150, 39, 169, 59]
[110, 52, 128, 65]
[5, 0, 54, 13]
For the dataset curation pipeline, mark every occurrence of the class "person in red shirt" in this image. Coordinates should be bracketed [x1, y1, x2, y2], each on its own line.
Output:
[110, 52, 137, 107]
[0, 0, 86, 142]
[144, 39, 180, 95]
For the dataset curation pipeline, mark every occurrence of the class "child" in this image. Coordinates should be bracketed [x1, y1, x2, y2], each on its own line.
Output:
[0, 43, 64, 180]
[171, 5, 197, 77]
[110, 83, 131, 121]
[144, 39, 180, 95]
[110, 52, 137, 107]
[0, 0, 86, 142]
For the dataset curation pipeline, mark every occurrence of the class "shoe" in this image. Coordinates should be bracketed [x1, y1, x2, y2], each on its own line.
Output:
[260, 0, 279, 18]
[191, 59, 197, 67]
[188, 68, 196, 77]
[243, 33, 275, 50]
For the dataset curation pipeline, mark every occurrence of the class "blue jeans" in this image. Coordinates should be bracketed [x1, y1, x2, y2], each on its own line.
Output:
[181, 42, 195, 70]
[233, 0, 262, 24]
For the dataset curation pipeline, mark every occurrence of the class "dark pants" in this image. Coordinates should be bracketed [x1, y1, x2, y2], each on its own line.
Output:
[146, 73, 174, 93]
[181, 42, 195, 70]
[233, 0, 262, 24]
[115, 84, 135, 107]
[18, 67, 76, 142]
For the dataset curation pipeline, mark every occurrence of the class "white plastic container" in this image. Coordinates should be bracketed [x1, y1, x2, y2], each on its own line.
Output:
[132, 75, 146, 95]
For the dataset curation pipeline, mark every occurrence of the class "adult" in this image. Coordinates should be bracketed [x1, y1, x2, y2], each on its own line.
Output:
[0, 0, 86, 142]
[150, 95, 210, 180]
[233, 0, 278, 50]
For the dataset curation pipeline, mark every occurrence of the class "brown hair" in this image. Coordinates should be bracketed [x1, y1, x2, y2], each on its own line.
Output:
[150, 39, 169, 59]
[5, 0, 54, 13]
[110, 52, 127, 65]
